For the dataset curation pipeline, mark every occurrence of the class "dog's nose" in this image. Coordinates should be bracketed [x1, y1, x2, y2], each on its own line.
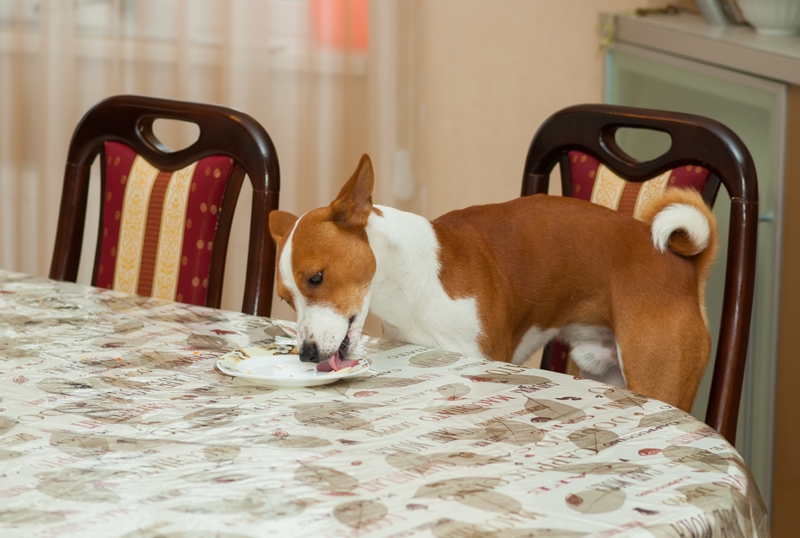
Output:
[299, 340, 320, 363]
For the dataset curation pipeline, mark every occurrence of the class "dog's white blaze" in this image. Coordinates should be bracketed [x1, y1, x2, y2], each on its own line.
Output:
[511, 326, 559, 365]
[278, 218, 304, 313]
[651, 203, 710, 255]
[366, 205, 483, 358]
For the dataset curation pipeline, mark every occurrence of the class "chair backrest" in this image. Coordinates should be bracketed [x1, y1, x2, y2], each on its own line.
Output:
[50, 95, 280, 317]
[521, 104, 758, 442]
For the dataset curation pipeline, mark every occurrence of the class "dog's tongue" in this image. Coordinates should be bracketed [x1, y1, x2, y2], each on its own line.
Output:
[316, 352, 360, 372]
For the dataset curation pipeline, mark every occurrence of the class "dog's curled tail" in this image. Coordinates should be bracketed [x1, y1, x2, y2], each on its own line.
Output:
[640, 188, 719, 282]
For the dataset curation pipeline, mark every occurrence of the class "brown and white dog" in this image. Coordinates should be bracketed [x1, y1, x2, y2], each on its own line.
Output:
[269, 155, 718, 411]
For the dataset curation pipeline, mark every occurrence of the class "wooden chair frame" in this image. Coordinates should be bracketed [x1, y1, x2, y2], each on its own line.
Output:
[50, 94, 280, 317]
[522, 104, 758, 442]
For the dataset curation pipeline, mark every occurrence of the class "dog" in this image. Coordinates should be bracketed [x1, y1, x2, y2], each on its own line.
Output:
[269, 154, 718, 411]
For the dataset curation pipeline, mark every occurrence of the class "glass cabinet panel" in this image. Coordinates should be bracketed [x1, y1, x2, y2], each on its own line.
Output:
[606, 44, 784, 508]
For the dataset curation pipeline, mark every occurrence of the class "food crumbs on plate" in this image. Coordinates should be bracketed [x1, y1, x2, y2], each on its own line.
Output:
[115, 357, 121, 361]
[194, 351, 200, 355]
[247, 370, 253, 375]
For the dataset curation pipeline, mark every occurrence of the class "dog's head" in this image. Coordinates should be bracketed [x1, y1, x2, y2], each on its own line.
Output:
[269, 155, 377, 371]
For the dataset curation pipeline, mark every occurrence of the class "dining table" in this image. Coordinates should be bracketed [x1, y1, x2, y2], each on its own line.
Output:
[0, 269, 768, 537]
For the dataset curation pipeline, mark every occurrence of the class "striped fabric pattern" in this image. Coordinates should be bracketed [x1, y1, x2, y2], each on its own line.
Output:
[567, 151, 710, 221]
[549, 151, 712, 375]
[96, 141, 233, 306]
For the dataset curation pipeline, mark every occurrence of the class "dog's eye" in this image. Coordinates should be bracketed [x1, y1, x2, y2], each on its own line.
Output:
[308, 272, 323, 287]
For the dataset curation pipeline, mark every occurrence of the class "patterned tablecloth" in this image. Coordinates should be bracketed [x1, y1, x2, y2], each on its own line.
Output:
[0, 271, 768, 537]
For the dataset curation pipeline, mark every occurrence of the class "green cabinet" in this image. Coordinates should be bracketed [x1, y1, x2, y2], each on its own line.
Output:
[606, 43, 785, 509]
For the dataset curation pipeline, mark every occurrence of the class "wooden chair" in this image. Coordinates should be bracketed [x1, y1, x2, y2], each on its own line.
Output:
[50, 95, 280, 317]
[522, 104, 758, 442]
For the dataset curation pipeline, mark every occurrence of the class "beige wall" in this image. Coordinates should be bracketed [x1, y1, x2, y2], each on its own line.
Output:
[367, 0, 663, 221]
[274, 0, 665, 323]
[314, 0, 662, 339]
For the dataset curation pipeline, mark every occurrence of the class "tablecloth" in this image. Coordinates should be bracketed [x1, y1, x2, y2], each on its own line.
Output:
[0, 271, 768, 537]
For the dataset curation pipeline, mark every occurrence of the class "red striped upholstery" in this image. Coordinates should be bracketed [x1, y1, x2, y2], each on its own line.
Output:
[567, 151, 709, 215]
[96, 141, 233, 306]
[549, 151, 711, 374]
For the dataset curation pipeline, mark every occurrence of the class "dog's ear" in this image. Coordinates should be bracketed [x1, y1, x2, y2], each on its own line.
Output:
[269, 210, 298, 243]
[330, 154, 374, 228]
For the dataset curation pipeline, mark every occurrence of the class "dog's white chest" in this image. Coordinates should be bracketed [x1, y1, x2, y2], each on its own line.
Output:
[371, 286, 483, 358]
[366, 206, 483, 358]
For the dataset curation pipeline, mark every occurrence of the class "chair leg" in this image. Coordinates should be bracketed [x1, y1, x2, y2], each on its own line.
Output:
[540, 341, 554, 370]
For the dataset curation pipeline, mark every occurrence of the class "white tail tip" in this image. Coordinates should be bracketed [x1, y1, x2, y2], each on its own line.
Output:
[651, 203, 710, 255]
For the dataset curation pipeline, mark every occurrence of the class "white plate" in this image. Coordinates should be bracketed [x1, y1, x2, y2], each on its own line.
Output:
[215, 342, 370, 388]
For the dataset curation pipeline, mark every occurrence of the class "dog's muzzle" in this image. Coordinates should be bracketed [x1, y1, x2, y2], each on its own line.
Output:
[298, 317, 356, 364]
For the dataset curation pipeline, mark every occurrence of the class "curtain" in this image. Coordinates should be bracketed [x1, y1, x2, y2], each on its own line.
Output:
[0, 0, 370, 317]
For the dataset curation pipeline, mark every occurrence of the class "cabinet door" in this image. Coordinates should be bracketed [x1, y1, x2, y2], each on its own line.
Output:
[606, 43, 785, 509]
